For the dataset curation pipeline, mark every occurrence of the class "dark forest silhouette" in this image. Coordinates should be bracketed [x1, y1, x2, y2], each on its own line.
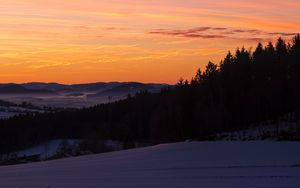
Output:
[1, 34, 300, 155]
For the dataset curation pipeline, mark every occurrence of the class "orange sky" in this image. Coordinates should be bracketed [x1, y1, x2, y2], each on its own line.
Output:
[0, 0, 299, 84]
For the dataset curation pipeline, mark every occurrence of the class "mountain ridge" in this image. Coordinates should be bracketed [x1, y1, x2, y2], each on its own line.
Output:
[0, 82, 168, 95]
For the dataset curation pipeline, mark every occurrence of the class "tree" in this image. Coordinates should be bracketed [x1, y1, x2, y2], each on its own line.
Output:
[291, 34, 300, 63]
[253, 43, 265, 64]
[220, 51, 234, 71]
[205, 61, 218, 78]
[192, 68, 203, 85]
[265, 42, 276, 64]
[275, 37, 288, 63]
[235, 47, 251, 64]
[224, 51, 234, 64]
[177, 78, 184, 87]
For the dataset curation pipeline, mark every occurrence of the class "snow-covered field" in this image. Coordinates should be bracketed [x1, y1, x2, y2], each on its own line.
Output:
[0, 141, 300, 188]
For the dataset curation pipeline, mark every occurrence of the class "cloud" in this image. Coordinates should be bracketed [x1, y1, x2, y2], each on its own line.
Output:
[231, 29, 261, 34]
[267, 32, 298, 36]
[148, 27, 298, 40]
[212, 27, 228, 31]
[148, 27, 226, 39]
[241, 37, 267, 42]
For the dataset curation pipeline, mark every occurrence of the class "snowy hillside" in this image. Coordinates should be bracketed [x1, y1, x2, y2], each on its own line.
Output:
[0, 141, 300, 188]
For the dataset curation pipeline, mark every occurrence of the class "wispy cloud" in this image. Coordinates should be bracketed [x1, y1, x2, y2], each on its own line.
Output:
[267, 32, 298, 36]
[148, 27, 298, 40]
[148, 27, 227, 39]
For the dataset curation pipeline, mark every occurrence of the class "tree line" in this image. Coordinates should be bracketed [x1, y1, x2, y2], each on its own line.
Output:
[0, 35, 300, 154]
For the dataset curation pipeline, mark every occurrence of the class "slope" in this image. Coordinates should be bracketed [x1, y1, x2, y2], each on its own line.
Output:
[0, 141, 299, 188]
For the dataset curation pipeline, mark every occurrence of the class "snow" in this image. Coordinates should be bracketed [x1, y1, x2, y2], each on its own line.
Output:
[216, 119, 299, 140]
[16, 139, 78, 159]
[0, 111, 20, 119]
[0, 141, 300, 188]
[0, 106, 44, 119]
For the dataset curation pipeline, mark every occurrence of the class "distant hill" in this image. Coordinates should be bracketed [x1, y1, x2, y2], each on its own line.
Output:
[21, 82, 70, 92]
[0, 82, 168, 108]
[0, 84, 54, 95]
[21, 82, 167, 94]
[70, 82, 122, 92]
[87, 82, 166, 98]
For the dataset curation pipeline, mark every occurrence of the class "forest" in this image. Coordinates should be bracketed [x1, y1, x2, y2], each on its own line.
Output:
[0, 35, 300, 155]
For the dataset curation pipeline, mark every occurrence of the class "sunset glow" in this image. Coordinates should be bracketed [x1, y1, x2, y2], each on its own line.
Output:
[0, 0, 299, 84]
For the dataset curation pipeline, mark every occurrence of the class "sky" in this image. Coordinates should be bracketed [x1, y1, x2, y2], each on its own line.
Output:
[0, 0, 299, 84]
